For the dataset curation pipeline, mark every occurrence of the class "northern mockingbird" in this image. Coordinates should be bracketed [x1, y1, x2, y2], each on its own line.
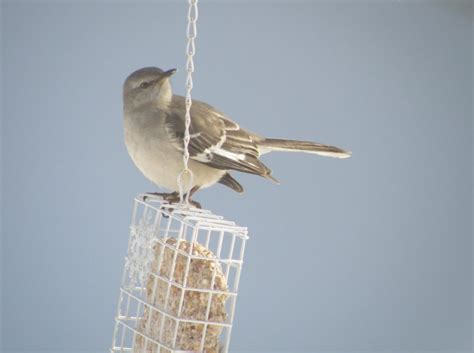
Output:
[124, 67, 350, 207]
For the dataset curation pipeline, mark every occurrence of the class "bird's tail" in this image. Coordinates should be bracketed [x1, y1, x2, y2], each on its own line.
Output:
[259, 138, 351, 159]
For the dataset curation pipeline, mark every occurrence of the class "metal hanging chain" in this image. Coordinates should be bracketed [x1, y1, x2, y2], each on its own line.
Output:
[178, 0, 198, 204]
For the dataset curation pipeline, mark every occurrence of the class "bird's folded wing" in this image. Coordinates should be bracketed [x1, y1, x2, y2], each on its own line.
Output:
[165, 96, 274, 179]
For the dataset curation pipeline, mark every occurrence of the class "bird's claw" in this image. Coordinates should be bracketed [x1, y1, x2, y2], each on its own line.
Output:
[189, 200, 202, 209]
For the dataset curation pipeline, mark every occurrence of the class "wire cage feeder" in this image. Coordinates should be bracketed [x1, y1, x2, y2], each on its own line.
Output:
[111, 195, 249, 353]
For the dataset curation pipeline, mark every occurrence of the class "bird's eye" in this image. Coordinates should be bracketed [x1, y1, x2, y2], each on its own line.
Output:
[139, 81, 151, 89]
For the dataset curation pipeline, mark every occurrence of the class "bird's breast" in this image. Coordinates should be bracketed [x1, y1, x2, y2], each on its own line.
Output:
[124, 111, 183, 189]
[123, 110, 224, 192]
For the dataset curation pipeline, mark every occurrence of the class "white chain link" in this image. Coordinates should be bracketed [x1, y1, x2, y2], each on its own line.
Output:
[177, 0, 198, 204]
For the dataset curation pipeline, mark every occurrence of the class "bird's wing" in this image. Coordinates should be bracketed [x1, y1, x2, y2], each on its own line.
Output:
[165, 96, 276, 181]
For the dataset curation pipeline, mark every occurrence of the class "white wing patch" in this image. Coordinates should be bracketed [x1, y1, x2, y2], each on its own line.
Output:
[189, 132, 202, 138]
[212, 148, 246, 161]
[193, 124, 246, 163]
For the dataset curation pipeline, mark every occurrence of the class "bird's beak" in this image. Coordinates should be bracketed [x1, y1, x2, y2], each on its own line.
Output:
[162, 68, 177, 78]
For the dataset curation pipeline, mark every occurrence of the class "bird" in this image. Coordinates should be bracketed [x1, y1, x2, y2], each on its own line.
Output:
[123, 67, 350, 207]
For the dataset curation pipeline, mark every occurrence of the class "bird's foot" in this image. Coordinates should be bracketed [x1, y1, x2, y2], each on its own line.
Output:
[142, 192, 202, 209]
[189, 199, 202, 209]
[142, 192, 179, 203]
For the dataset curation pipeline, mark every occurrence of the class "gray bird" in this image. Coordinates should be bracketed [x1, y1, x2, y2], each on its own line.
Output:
[123, 67, 350, 207]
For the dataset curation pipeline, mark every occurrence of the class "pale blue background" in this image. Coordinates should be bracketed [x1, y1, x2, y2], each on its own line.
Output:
[1, 1, 472, 352]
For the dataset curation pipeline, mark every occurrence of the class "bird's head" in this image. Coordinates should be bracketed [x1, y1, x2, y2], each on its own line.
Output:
[123, 67, 177, 111]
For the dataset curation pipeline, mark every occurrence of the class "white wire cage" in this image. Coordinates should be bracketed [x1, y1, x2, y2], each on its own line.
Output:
[111, 195, 249, 353]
